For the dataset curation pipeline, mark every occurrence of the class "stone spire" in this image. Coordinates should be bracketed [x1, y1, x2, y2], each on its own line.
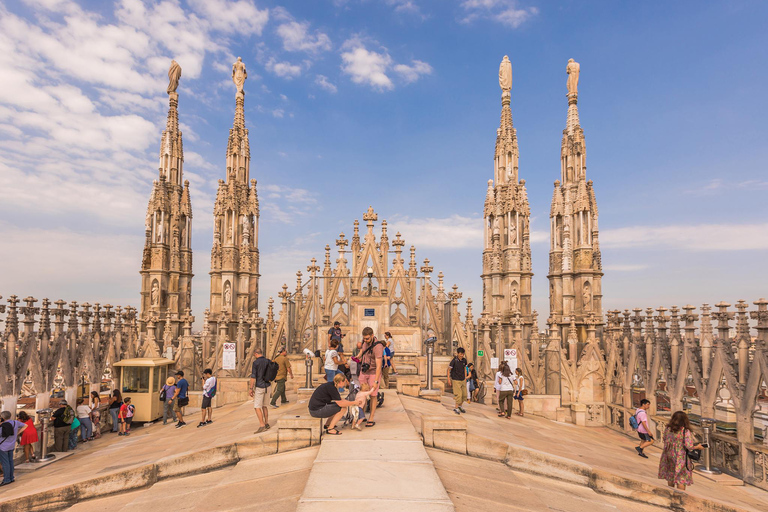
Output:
[139, 60, 194, 345]
[481, 54, 534, 347]
[209, 58, 260, 337]
[548, 59, 603, 343]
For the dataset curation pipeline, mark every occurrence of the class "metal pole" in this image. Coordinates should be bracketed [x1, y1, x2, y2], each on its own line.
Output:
[305, 356, 313, 389]
[35, 408, 55, 462]
[699, 417, 721, 474]
[425, 336, 436, 390]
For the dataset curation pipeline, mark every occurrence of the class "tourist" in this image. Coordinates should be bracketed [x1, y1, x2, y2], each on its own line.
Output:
[270, 347, 293, 409]
[328, 320, 345, 352]
[308, 374, 357, 435]
[76, 398, 93, 441]
[125, 398, 135, 432]
[69, 413, 81, 450]
[447, 347, 468, 414]
[494, 362, 505, 412]
[384, 331, 395, 358]
[467, 363, 479, 402]
[324, 339, 345, 383]
[0, 411, 27, 487]
[199, 369, 216, 427]
[249, 349, 271, 433]
[382, 336, 397, 389]
[513, 367, 526, 417]
[90, 391, 102, 439]
[173, 370, 189, 428]
[52, 399, 75, 451]
[635, 398, 654, 458]
[352, 383, 374, 430]
[497, 363, 515, 418]
[108, 390, 123, 433]
[161, 377, 177, 426]
[658, 411, 706, 491]
[17, 411, 38, 463]
[357, 326, 384, 427]
[118, 397, 132, 436]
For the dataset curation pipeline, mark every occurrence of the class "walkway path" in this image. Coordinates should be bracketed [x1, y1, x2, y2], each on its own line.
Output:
[401, 394, 768, 512]
[295, 390, 454, 511]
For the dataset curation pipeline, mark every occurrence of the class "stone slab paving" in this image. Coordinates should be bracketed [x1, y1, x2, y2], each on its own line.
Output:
[0, 387, 303, 504]
[428, 447, 668, 512]
[64, 446, 319, 512]
[401, 394, 768, 512]
[296, 390, 455, 512]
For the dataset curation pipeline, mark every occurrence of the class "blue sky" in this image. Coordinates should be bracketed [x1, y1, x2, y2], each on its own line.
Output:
[1, 0, 766, 329]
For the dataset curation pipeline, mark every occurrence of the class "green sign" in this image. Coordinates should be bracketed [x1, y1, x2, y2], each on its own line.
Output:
[477, 350, 484, 357]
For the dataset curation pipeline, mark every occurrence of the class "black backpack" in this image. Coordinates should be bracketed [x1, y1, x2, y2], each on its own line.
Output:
[265, 359, 280, 383]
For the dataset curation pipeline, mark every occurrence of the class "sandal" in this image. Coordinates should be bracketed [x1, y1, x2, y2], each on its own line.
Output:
[325, 428, 342, 435]
[365, 421, 376, 428]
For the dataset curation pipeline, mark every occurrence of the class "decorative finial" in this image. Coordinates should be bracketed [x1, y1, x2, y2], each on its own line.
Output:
[499, 55, 512, 92]
[167, 60, 182, 94]
[232, 57, 247, 95]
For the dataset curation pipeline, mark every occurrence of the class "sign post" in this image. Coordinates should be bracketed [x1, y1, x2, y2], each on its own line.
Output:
[503, 348, 518, 374]
[222, 342, 236, 370]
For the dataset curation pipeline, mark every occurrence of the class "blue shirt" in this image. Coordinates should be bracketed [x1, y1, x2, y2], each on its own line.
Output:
[383, 346, 392, 368]
[176, 378, 189, 399]
[0, 420, 23, 451]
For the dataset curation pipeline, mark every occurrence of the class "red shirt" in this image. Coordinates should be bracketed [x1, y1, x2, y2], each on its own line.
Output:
[119, 403, 129, 419]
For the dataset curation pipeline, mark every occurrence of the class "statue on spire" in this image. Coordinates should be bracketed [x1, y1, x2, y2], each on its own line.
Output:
[566, 58, 580, 96]
[167, 60, 181, 94]
[232, 57, 247, 94]
[499, 55, 512, 92]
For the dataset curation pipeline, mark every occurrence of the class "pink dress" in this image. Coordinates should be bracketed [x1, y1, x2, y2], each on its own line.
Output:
[658, 427, 695, 486]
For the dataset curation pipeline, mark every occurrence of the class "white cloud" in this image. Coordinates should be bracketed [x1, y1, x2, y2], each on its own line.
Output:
[272, 108, 285, 118]
[394, 59, 432, 83]
[315, 74, 338, 93]
[187, 0, 269, 36]
[340, 36, 431, 91]
[387, 214, 483, 249]
[602, 264, 650, 272]
[602, 223, 768, 251]
[266, 58, 302, 79]
[386, 0, 425, 18]
[261, 184, 319, 224]
[276, 20, 332, 53]
[460, 0, 538, 28]
[685, 178, 768, 195]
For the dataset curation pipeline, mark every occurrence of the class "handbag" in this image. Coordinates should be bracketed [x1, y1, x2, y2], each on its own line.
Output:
[159, 386, 167, 401]
[684, 429, 701, 469]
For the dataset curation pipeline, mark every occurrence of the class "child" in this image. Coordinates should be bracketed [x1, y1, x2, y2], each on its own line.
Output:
[17, 411, 38, 463]
[353, 383, 375, 431]
[118, 397, 132, 436]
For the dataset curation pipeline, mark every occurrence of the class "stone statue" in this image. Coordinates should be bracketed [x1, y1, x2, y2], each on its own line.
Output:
[510, 287, 519, 312]
[510, 222, 517, 245]
[151, 281, 159, 306]
[167, 60, 181, 94]
[232, 57, 247, 94]
[583, 283, 592, 310]
[224, 282, 232, 306]
[499, 55, 512, 92]
[566, 58, 580, 96]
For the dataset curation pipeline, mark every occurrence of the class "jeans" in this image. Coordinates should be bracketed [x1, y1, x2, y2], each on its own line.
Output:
[79, 417, 93, 440]
[0, 449, 14, 483]
[270, 379, 287, 406]
[163, 399, 175, 424]
[109, 408, 120, 432]
[68, 429, 78, 450]
[53, 426, 70, 452]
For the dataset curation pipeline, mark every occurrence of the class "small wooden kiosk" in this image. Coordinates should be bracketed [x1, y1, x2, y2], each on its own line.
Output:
[113, 358, 174, 422]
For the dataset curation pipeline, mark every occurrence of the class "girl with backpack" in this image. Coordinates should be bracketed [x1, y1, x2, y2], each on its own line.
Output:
[658, 411, 706, 491]
[161, 377, 177, 425]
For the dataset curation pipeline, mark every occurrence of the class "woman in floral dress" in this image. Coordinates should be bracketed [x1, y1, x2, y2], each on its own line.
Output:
[658, 411, 706, 490]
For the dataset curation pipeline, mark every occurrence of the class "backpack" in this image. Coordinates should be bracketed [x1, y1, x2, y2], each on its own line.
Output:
[159, 386, 167, 401]
[62, 406, 75, 425]
[265, 359, 279, 383]
[208, 378, 217, 398]
[629, 413, 639, 430]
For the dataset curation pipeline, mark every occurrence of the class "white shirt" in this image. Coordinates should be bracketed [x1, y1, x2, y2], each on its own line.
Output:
[76, 404, 92, 418]
[324, 349, 339, 371]
[498, 373, 516, 392]
[494, 371, 502, 390]
[203, 376, 216, 397]
[516, 375, 525, 391]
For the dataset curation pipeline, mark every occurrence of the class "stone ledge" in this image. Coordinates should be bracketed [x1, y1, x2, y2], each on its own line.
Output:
[421, 415, 467, 455]
[277, 416, 323, 452]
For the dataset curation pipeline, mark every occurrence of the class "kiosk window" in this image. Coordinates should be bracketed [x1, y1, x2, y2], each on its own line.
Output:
[122, 367, 150, 393]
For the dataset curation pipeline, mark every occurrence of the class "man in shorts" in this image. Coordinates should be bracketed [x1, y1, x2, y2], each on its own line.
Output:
[308, 374, 356, 435]
[356, 326, 384, 427]
[249, 348, 271, 433]
[198, 369, 216, 427]
[635, 398, 654, 458]
[173, 370, 189, 428]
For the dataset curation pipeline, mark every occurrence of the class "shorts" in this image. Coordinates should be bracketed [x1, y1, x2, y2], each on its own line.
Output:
[514, 391, 524, 401]
[638, 432, 653, 442]
[253, 386, 268, 408]
[201, 395, 212, 409]
[173, 398, 187, 412]
[309, 403, 342, 419]
[358, 373, 379, 395]
[125, 418, 133, 426]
